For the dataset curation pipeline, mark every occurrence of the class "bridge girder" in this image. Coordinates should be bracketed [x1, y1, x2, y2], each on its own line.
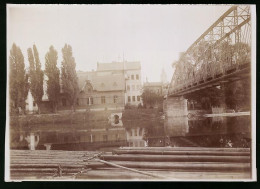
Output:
[168, 5, 251, 97]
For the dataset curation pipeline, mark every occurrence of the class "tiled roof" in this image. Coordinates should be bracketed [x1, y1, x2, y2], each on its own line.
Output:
[92, 74, 125, 91]
[97, 61, 141, 71]
[77, 71, 125, 92]
[77, 71, 96, 91]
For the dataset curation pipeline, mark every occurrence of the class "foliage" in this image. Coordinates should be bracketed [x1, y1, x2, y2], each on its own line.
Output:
[45, 46, 60, 112]
[61, 44, 79, 111]
[175, 41, 251, 84]
[185, 79, 250, 111]
[223, 79, 251, 111]
[28, 44, 44, 114]
[9, 43, 29, 114]
[141, 88, 163, 108]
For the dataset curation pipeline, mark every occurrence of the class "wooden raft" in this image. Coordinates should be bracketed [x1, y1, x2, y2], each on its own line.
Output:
[9, 147, 252, 180]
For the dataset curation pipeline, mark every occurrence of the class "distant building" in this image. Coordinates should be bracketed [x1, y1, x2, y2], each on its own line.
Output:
[77, 61, 142, 110]
[77, 70, 125, 111]
[143, 82, 164, 95]
[143, 69, 169, 101]
[96, 61, 142, 107]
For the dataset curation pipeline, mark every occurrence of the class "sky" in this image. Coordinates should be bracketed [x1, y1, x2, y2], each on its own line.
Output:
[7, 4, 232, 82]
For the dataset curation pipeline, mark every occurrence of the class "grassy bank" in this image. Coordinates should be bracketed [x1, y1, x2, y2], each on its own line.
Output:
[9, 108, 162, 128]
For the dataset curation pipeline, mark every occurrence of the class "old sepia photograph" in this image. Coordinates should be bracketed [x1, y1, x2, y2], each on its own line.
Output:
[5, 4, 256, 181]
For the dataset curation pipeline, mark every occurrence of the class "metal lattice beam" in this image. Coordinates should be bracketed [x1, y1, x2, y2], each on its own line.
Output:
[168, 5, 251, 97]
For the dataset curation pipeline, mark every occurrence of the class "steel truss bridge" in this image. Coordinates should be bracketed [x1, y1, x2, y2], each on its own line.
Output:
[168, 5, 251, 97]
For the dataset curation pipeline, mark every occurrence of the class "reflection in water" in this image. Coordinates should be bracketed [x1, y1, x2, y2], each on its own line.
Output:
[24, 132, 40, 150]
[165, 116, 250, 148]
[126, 127, 147, 147]
[10, 114, 251, 150]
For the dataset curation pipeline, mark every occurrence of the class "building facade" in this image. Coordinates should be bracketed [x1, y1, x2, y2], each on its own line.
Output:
[77, 70, 125, 111]
[96, 61, 142, 106]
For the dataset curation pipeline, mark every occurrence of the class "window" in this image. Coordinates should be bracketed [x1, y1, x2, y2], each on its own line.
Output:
[132, 85, 135, 91]
[128, 96, 131, 102]
[132, 96, 135, 102]
[114, 115, 119, 124]
[90, 97, 93, 105]
[127, 85, 130, 91]
[101, 96, 106, 104]
[137, 96, 141, 101]
[135, 128, 137, 136]
[114, 95, 118, 103]
[129, 130, 132, 136]
[116, 134, 120, 141]
[136, 74, 139, 80]
[131, 75, 134, 80]
[139, 128, 142, 136]
[103, 135, 108, 142]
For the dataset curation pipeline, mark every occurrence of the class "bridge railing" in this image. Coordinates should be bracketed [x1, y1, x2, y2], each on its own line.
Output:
[169, 5, 251, 95]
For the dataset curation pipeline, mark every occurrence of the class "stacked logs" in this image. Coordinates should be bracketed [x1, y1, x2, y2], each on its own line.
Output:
[81, 147, 251, 180]
[9, 150, 98, 180]
[9, 147, 251, 180]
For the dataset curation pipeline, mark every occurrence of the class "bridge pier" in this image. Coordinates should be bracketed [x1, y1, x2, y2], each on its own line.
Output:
[163, 96, 188, 117]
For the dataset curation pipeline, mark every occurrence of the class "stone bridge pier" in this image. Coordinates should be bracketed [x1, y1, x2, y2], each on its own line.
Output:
[163, 96, 188, 117]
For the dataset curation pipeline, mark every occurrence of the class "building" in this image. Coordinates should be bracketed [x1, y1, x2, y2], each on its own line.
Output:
[96, 61, 142, 106]
[77, 70, 125, 111]
[143, 69, 169, 97]
[143, 82, 164, 95]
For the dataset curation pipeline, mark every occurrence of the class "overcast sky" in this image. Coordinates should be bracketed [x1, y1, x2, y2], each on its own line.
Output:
[7, 4, 232, 82]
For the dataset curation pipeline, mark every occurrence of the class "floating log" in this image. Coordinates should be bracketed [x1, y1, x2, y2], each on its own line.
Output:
[113, 149, 250, 156]
[10, 168, 82, 173]
[76, 169, 152, 180]
[10, 164, 85, 169]
[204, 112, 250, 117]
[85, 161, 250, 172]
[96, 159, 168, 179]
[76, 168, 251, 180]
[119, 147, 250, 152]
[100, 154, 250, 163]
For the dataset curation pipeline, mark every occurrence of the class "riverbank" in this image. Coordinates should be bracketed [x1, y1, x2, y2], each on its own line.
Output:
[9, 109, 162, 128]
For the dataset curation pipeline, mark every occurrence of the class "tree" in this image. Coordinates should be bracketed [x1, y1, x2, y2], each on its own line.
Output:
[61, 44, 79, 112]
[28, 44, 44, 114]
[45, 46, 60, 113]
[141, 88, 163, 108]
[223, 79, 251, 111]
[9, 43, 29, 114]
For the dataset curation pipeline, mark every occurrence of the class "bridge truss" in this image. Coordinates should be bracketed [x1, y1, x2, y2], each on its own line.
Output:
[168, 5, 251, 97]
